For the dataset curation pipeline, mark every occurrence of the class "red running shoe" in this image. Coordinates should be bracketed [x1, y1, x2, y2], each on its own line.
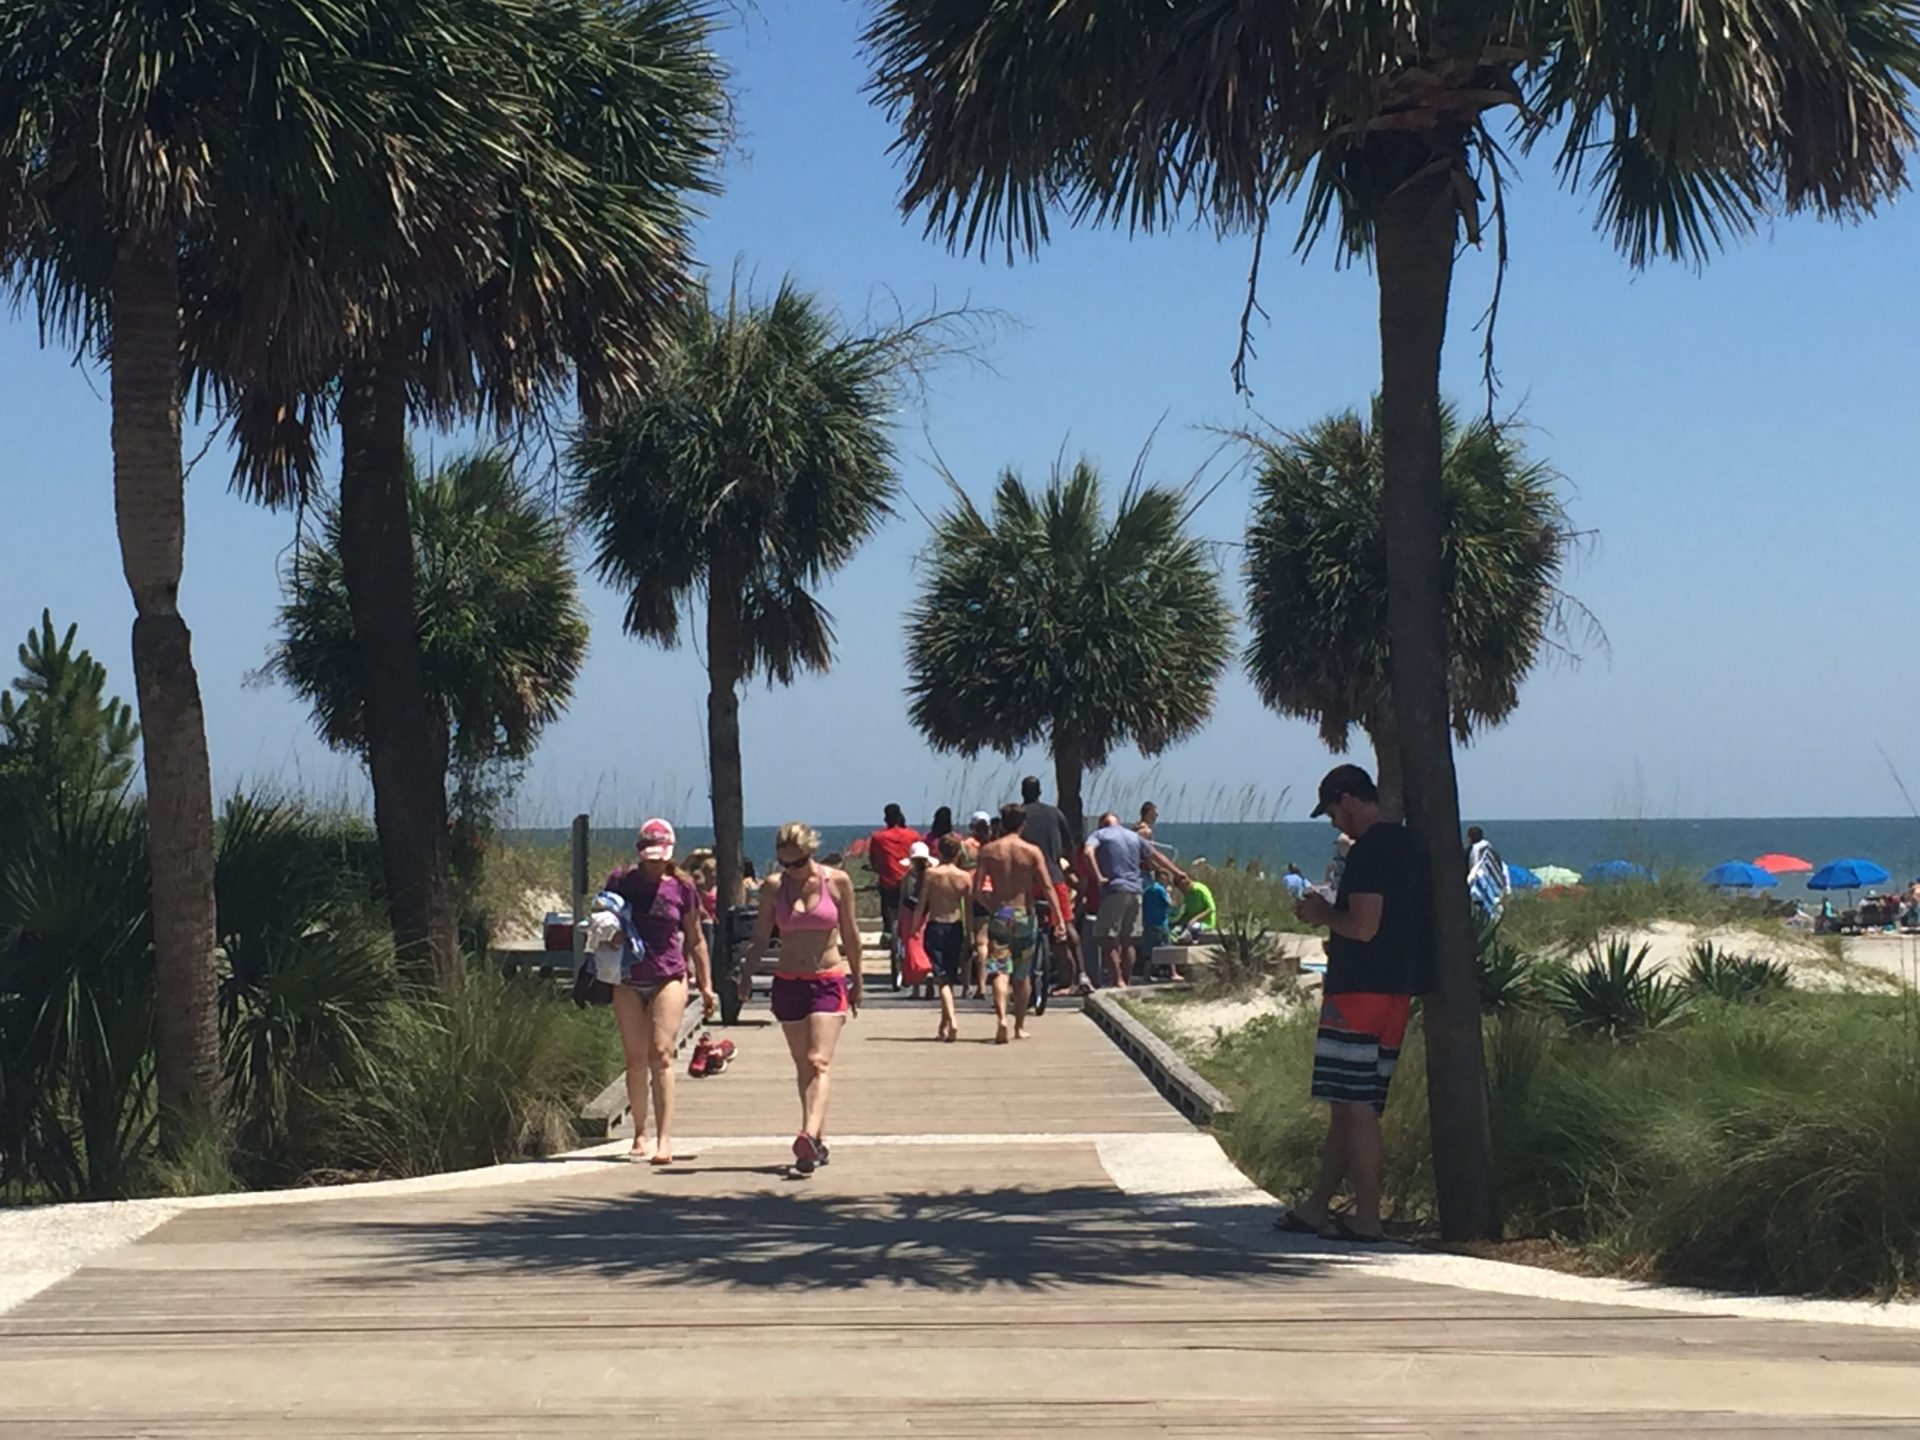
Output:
[705, 1038, 736, 1074]
[687, 1034, 713, 1078]
[791, 1132, 821, 1175]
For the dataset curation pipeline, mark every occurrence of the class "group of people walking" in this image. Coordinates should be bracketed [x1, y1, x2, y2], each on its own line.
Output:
[594, 759, 1436, 1243]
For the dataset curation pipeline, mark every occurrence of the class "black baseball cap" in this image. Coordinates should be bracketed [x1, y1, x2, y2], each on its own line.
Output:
[1310, 763, 1377, 819]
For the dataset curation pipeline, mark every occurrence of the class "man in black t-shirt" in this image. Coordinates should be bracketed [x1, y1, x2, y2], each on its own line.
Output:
[1018, 775, 1084, 990]
[1273, 763, 1430, 1244]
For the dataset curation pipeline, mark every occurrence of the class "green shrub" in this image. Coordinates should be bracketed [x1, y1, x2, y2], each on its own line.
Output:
[312, 969, 615, 1179]
[1476, 929, 1541, 1013]
[1203, 989, 1920, 1297]
[1545, 938, 1690, 1039]
[1680, 941, 1792, 1003]
[1194, 919, 1302, 1000]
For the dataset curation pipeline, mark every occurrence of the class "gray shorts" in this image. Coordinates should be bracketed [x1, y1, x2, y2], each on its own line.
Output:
[1094, 890, 1143, 940]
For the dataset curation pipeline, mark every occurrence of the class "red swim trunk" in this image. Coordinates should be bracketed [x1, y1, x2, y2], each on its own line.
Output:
[771, 972, 850, 1023]
[1311, 992, 1412, 1114]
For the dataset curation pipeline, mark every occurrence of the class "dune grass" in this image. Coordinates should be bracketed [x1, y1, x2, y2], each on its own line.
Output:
[1496, 875, 1806, 956]
[1200, 991, 1920, 1298]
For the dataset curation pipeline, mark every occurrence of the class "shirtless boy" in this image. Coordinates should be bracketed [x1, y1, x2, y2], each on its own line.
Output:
[907, 834, 974, 1042]
[973, 803, 1067, 1043]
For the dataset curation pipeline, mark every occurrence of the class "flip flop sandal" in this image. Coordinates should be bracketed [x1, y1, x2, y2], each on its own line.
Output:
[1271, 1207, 1323, 1235]
[1326, 1215, 1386, 1245]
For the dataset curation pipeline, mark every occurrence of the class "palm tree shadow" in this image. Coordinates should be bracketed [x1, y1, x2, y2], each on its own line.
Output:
[322, 1182, 1325, 1294]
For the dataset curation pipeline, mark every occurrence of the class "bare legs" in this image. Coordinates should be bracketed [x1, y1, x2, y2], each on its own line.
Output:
[611, 979, 686, 1161]
[1295, 1102, 1385, 1236]
[936, 977, 958, 1041]
[783, 1008, 845, 1142]
[1100, 939, 1135, 988]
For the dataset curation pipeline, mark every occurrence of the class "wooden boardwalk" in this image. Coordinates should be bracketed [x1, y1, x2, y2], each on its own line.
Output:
[4, 987, 1919, 1436]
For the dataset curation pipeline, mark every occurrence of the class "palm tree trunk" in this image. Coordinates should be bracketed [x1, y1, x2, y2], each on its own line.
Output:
[1374, 160, 1497, 1242]
[1052, 737, 1086, 841]
[1363, 715, 1405, 822]
[705, 563, 746, 963]
[108, 237, 221, 1155]
[337, 338, 461, 988]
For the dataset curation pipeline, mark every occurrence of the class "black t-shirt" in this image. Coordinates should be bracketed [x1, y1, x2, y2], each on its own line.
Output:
[1326, 822, 1431, 995]
[1020, 801, 1074, 882]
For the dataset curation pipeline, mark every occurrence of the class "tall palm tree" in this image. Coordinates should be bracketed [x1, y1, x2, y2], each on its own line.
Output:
[213, 0, 726, 984]
[1243, 404, 1581, 816]
[905, 458, 1231, 838]
[0, 0, 447, 1146]
[571, 281, 944, 933]
[270, 451, 591, 863]
[864, 0, 1920, 1238]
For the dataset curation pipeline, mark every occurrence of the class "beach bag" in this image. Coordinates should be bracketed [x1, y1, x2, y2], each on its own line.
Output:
[901, 931, 933, 985]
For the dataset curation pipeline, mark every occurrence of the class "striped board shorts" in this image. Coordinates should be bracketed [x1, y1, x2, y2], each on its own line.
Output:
[1311, 992, 1413, 1114]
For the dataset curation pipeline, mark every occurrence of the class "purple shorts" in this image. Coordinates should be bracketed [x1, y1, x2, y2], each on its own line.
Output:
[771, 972, 850, 1023]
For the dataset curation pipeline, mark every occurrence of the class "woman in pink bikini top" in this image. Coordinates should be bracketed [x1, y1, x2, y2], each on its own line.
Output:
[737, 821, 863, 1175]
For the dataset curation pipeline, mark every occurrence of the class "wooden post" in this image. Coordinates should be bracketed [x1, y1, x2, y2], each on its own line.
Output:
[571, 813, 590, 963]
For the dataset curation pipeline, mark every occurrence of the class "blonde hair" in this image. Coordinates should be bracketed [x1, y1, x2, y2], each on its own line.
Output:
[775, 821, 820, 857]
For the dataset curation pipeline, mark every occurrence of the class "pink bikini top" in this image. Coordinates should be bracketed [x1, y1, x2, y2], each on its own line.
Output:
[775, 865, 840, 932]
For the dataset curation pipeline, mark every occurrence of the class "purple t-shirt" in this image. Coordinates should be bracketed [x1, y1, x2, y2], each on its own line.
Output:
[604, 868, 700, 982]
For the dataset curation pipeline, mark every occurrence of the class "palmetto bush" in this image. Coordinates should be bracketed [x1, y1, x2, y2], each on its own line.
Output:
[1476, 928, 1541, 1013]
[1545, 938, 1691, 1039]
[1681, 941, 1792, 1003]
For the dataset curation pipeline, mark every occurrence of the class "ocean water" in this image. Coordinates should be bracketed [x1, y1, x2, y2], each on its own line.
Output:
[505, 816, 1920, 900]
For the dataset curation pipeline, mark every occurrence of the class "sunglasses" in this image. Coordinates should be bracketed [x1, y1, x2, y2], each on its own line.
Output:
[778, 855, 811, 870]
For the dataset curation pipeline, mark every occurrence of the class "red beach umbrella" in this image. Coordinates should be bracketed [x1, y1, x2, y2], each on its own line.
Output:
[1753, 853, 1813, 874]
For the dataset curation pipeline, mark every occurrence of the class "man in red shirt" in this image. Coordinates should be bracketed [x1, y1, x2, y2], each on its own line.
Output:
[866, 803, 923, 943]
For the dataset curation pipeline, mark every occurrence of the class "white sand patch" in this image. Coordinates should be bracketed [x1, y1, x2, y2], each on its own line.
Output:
[1578, 922, 1913, 993]
[495, 885, 568, 942]
[1130, 987, 1309, 1053]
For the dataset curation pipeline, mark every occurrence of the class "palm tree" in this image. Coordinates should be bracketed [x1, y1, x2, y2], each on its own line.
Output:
[269, 451, 591, 872]
[0, 0, 438, 1147]
[864, 0, 1920, 1238]
[213, 0, 726, 984]
[905, 458, 1231, 838]
[1243, 404, 1582, 816]
[571, 281, 949, 936]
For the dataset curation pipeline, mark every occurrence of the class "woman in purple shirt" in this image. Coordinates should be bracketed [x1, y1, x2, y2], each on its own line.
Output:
[604, 818, 716, 1164]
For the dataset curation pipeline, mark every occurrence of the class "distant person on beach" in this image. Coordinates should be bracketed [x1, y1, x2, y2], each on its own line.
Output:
[1276, 765, 1430, 1244]
[1139, 800, 1159, 838]
[898, 841, 933, 994]
[736, 858, 757, 908]
[1283, 863, 1309, 899]
[604, 819, 717, 1165]
[1465, 825, 1511, 917]
[926, 805, 956, 848]
[866, 803, 922, 942]
[1018, 776, 1083, 993]
[739, 821, 862, 1176]
[1141, 874, 1172, 975]
[1085, 811, 1187, 989]
[909, 835, 974, 1041]
[1174, 875, 1217, 940]
[1325, 833, 1353, 892]
[973, 804, 1065, 1043]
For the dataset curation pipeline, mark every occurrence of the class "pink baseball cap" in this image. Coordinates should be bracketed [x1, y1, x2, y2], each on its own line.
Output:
[636, 818, 676, 861]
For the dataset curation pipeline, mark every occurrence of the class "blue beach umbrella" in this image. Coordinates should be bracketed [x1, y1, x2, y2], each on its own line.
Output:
[1584, 859, 1656, 884]
[1506, 864, 1542, 890]
[1701, 860, 1778, 891]
[1806, 858, 1891, 892]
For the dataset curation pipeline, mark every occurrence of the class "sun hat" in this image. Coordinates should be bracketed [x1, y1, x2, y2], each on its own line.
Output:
[970, 810, 992, 826]
[906, 841, 932, 864]
[637, 818, 676, 861]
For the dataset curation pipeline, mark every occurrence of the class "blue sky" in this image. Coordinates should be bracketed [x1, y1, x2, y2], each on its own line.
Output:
[3, 5, 1917, 827]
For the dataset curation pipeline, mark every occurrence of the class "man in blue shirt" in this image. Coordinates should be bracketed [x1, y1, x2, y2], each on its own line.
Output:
[1282, 863, 1309, 900]
[1084, 811, 1186, 988]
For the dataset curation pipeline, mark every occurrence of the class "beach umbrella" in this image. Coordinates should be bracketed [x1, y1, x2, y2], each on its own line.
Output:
[1584, 859, 1655, 884]
[1506, 863, 1542, 890]
[1534, 865, 1582, 888]
[1702, 860, 1778, 891]
[1753, 853, 1812, 874]
[1806, 858, 1891, 892]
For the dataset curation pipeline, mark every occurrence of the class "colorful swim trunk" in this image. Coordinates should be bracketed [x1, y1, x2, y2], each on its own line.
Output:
[922, 920, 967, 986]
[984, 905, 1038, 980]
[1311, 992, 1413, 1114]
[771, 972, 850, 1023]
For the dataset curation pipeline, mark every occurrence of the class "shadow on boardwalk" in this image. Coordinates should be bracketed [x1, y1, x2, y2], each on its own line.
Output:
[320, 1180, 1324, 1295]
